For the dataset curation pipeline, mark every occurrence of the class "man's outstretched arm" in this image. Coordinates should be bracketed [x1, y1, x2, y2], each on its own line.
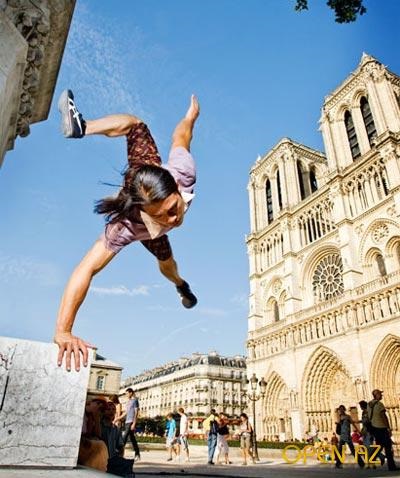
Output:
[54, 239, 116, 371]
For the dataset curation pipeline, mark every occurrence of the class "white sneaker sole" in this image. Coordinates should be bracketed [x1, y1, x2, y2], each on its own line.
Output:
[58, 90, 73, 138]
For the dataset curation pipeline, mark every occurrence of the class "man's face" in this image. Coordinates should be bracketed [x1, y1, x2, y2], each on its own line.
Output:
[126, 391, 133, 399]
[142, 192, 185, 228]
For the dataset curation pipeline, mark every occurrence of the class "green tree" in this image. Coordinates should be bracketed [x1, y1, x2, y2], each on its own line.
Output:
[295, 0, 367, 23]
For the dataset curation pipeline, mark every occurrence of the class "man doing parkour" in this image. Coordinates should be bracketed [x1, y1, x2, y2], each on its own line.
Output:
[54, 90, 200, 371]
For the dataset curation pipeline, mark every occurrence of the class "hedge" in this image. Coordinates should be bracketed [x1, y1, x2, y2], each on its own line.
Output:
[135, 436, 308, 449]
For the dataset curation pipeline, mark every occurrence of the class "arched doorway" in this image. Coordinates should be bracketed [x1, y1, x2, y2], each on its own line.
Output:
[302, 346, 357, 436]
[263, 372, 292, 441]
[370, 335, 400, 442]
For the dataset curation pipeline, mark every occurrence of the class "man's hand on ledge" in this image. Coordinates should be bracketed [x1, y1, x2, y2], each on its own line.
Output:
[54, 331, 95, 372]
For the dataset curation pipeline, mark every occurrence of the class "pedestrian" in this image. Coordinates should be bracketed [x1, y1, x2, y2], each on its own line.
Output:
[368, 389, 399, 471]
[165, 413, 178, 461]
[203, 409, 219, 465]
[216, 412, 230, 465]
[178, 407, 190, 462]
[110, 394, 123, 428]
[334, 405, 364, 469]
[120, 388, 140, 461]
[359, 400, 385, 469]
[239, 413, 255, 466]
[54, 90, 200, 371]
[101, 401, 135, 477]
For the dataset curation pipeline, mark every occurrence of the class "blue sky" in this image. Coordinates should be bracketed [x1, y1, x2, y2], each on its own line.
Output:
[1, 0, 400, 377]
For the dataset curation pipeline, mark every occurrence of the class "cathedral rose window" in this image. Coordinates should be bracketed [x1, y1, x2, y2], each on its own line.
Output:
[312, 253, 344, 301]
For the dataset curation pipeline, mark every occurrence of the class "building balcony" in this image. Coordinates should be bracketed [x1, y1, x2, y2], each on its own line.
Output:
[195, 386, 209, 392]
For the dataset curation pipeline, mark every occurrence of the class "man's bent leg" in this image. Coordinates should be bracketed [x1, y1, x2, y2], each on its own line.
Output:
[86, 114, 142, 137]
[158, 256, 198, 308]
[158, 256, 185, 286]
[141, 236, 197, 308]
[58, 89, 142, 139]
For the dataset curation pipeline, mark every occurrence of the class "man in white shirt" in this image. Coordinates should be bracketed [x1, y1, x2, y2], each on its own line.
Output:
[178, 407, 190, 461]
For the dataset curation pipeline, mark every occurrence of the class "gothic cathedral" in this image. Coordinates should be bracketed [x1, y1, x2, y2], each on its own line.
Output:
[246, 54, 400, 442]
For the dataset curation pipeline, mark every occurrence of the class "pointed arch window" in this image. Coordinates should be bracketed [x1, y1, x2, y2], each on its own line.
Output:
[344, 110, 360, 159]
[310, 168, 318, 193]
[360, 96, 377, 146]
[266, 179, 273, 224]
[297, 161, 306, 200]
[276, 170, 283, 209]
[273, 300, 280, 322]
[397, 243, 400, 268]
[376, 254, 387, 277]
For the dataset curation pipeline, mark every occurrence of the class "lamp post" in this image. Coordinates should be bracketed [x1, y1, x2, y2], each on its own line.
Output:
[241, 373, 266, 461]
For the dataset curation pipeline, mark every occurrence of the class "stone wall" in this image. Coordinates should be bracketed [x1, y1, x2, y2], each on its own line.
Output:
[0, 336, 91, 468]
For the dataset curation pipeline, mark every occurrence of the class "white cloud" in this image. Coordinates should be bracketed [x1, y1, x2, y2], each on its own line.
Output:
[89, 284, 150, 297]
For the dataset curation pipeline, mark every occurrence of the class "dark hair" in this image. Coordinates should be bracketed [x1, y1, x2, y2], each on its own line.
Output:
[240, 413, 248, 420]
[126, 388, 134, 394]
[359, 400, 368, 409]
[110, 394, 120, 404]
[94, 165, 178, 223]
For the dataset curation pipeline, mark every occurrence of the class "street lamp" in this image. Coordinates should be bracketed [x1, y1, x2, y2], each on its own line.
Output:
[241, 373, 266, 461]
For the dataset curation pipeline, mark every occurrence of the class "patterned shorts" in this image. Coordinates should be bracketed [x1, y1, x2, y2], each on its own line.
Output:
[126, 123, 172, 261]
[141, 234, 172, 262]
[126, 122, 162, 171]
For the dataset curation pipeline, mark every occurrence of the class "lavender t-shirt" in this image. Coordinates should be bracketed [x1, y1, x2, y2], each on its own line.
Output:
[101, 146, 196, 253]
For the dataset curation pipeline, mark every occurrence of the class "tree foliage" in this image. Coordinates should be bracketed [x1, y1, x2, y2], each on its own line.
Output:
[295, 0, 367, 23]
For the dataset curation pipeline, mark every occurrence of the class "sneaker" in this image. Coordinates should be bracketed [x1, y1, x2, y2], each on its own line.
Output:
[207, 461, 214, 465]
[58, 89, 86, 138]
[176, 281, 197, 309]
[167, 457, 173, 462]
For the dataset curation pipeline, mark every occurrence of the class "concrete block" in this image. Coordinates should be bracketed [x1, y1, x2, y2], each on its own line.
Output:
[0, 336, 91, 467]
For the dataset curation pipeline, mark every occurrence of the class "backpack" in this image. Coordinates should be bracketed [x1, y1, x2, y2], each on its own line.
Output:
[210, 419, 219, 435]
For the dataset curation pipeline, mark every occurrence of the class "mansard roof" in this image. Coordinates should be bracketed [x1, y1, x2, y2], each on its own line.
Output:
[123, 352, 247, 385]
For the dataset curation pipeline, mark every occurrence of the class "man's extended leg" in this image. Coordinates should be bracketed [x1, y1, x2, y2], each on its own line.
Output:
[171, 95, 200, 151]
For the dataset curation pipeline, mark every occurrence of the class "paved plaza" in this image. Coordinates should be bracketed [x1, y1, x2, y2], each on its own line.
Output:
[2, 445, 400, 478]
